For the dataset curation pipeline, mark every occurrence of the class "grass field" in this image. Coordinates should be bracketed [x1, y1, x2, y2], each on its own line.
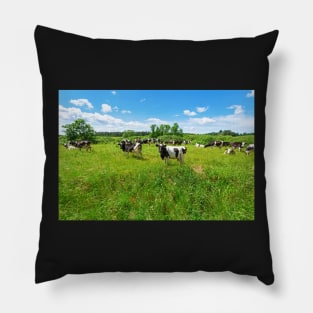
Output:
[59, 142, 254, 221]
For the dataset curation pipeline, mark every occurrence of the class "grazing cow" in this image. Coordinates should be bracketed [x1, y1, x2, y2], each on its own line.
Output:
[224, 147, 236, 155]
[245, 144, 255, 155]
[63, 143, 77, 150]
[230, 142, 245, 151]
[156, 144, 187, 165]
[119, 140, 142, 158]
[195, 143, 205, 148]
[76, 140, 92, 151]
[214, 140, 224, 148]
[205, 140, 223, 148]
[68, 140, 92, 151]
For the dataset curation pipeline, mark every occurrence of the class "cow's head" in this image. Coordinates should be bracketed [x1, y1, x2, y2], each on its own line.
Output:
[156, 144, 169, 160]
[119, 140, 126, 151]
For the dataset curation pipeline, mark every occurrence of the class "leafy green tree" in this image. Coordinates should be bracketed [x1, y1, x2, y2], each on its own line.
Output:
[149, 122, 184, 138]
[150, 124, 157, 138]
[171, 122, 183, 136]
[62, 119, 96, 141]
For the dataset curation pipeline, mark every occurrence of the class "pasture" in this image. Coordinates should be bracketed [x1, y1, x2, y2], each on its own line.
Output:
[59, 142, 254, 221]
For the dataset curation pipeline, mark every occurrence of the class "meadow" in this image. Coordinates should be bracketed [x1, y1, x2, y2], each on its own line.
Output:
[59, 140, 254, 221]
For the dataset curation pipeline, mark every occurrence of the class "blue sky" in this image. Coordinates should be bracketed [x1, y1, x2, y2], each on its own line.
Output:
[59, 90, 254, 134]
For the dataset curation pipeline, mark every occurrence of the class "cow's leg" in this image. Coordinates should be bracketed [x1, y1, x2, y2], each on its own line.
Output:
[174, 148, 179, 159]
[179, 154, 184, 164]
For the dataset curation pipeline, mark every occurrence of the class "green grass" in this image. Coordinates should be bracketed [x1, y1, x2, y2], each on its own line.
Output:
[59, 143, 254, 221]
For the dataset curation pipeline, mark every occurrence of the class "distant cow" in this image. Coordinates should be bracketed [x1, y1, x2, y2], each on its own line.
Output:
[224, 147, 236, 155]
[245, 144, 255, 155]
[231, 142, 245, 151]
[63, 143, 77, 150]
[156, 144, 187, 165]
[68, 140, 92, 151]
[205, 140, 223, 148]
[195, 143, 205, 148]
[119, 140, 142, 158]
[76, 140, 92, 151]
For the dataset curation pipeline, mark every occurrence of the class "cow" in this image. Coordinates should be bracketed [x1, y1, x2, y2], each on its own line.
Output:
[205, 140, 223, 148]
[68, 140, 91, 151]
[224, 147, 236, 155]
[230, 142, 245, 151]
[76, 140, 92, 151]
[119, 140, 142, 158]
[195, 143, 205, 148]
[245, 144, 255, 155]
[63, 143, 77, 150]
[156, 144, 187, 165]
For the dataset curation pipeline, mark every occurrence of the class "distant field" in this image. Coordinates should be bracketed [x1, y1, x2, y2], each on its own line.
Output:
[59, 141, 254, 221]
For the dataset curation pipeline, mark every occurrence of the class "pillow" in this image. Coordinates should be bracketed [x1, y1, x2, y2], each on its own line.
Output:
[34, 25, 278, 285]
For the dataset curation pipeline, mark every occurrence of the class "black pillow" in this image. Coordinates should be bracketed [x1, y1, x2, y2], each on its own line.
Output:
[35, 25, 278, 284]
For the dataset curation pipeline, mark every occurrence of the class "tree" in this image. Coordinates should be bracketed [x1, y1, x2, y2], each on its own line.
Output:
[150, 124, 157, 138]
[149, 122, 184, 138]
[171, 122, 183, 136]
[62, 119, 96, 141]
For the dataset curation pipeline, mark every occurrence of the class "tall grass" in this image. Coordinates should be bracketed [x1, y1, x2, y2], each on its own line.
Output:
[59, 142, 254, 221]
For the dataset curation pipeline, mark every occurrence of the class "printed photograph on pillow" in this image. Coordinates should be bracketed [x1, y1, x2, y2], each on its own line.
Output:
[59, 89, 255, 221]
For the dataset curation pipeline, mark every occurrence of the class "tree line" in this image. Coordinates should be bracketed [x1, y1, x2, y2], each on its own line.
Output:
[61, 119, 252, 142]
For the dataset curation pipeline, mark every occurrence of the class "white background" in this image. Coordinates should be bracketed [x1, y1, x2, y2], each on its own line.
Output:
[1, 0, 312, 312]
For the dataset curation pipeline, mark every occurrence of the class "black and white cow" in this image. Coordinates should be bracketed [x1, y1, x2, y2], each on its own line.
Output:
[195, 143, 205, 148]
[245, 144, 255, 155]
[224, 147, 236, 155]
[76, 140, 92, 151]
[119, 140, 142, 158]
[230, 142, 245, 151]
[63, 143, 77, 150]
[68, 140, 92, 151]
[156, 144, 187, 165]
[205, 140, 224, 148]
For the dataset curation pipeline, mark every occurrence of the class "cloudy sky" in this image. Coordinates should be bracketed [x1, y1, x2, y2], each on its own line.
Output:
[59, 90, 254, 134]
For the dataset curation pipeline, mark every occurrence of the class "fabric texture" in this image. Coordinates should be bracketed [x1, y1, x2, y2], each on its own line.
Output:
[34, 25, 278, 284]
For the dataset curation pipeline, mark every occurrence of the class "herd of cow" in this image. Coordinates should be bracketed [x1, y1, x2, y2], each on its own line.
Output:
[116, 139, 254, 164]
[63, 138, 254, 165]
[63, 140, 92, 151]
[195, 140, 255, 156]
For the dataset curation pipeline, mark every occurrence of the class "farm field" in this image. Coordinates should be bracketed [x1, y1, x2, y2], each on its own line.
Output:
[59, 141, 255, 221]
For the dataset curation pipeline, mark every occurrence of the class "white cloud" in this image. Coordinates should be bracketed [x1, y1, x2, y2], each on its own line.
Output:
[112, 106, 119, 112]
[189, 117, 215, 125]
[59, 105, 83, 120]
[183, 109, 197, 116]
[121, 110, 132, 114]
[101, 103, 112, 113]
[69, 99, 93, 109]
[111, 91, 117, 95]
[146, 118, 169, 124]
[246, 90, 254, 98]
[196, 106, 208, 113]
[59, 105, 149, 133]
[228, 105, 244, 115]
[180, 110, 254, 133]
[140, 98, 146, 103]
